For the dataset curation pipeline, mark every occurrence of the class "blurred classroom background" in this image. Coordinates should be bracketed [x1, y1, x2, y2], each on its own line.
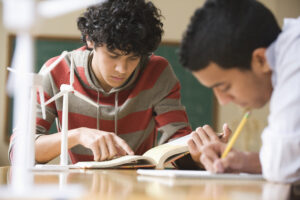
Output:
[0, 0, 299, 166]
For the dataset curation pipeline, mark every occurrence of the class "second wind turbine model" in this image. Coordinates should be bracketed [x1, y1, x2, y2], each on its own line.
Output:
[36, 51, 99, 170]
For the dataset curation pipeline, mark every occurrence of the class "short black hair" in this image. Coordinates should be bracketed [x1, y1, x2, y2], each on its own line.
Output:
[179, 0, 281, 71]
[77, 0, 163, 56]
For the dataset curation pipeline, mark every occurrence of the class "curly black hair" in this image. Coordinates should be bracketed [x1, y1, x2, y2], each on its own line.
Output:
[77, 0, 164, 56]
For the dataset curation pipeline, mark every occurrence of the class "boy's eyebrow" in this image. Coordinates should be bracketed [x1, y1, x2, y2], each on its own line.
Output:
[108, 51, 122, 56]
[108, 50, 140, 57]
[209, 82, 224, 88]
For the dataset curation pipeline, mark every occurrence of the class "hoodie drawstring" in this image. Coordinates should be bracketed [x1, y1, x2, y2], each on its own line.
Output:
[97, 91, 100, 130]
[114, 92, 118, 135]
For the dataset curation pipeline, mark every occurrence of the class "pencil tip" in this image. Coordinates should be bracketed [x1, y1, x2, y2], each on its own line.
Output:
[245, 111, 251, 118]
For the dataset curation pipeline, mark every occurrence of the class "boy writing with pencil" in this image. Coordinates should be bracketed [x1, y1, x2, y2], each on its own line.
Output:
[180, 0, 300, 183]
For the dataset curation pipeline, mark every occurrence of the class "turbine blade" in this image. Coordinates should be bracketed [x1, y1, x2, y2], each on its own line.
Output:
[70, 55, 74, 86]
[38, 87, 46, 120]
[44, 92, 64, 106]
[40, 51, 68, 75]
[73, 91, 98, 108]
[7, 67, 18, 73]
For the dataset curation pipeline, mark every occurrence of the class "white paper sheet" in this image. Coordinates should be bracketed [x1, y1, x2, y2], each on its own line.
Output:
[137, 169, 263, 180]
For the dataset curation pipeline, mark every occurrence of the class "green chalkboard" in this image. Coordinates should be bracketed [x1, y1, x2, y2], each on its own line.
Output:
[8, 37, 214, 137]
[35, 39, 83, 72]
[155, 44, 214, 129]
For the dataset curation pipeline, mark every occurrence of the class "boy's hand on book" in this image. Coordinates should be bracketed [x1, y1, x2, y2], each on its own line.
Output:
[187, 124, 231, 168]
[75, 127, 134, 161]
[200, 141, 245, 173]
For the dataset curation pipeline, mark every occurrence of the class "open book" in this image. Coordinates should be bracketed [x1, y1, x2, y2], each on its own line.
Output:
[73, 134, 191, 169]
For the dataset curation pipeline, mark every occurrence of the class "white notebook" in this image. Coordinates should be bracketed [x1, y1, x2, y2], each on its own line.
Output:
[137, 169, 263, 180]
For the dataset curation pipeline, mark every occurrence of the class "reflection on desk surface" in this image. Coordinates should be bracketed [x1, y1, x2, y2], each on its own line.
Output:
[0, 167, 292, 200]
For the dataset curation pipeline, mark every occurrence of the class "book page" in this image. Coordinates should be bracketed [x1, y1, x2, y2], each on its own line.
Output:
[74, 155, 155, 169]
[143, 144, 188, 169]
[167, 134, 191, 145]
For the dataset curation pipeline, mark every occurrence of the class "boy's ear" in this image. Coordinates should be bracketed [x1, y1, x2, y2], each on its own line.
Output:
[251, 48, 271, 74]
[86, 36, 94, 49]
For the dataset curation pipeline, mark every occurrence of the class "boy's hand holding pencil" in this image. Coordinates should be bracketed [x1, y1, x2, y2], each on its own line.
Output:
[188, 112, 251, 173]
[187, 122, 232, 169]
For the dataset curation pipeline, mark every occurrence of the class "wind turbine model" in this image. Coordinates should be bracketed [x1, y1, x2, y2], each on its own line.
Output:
[0, 0, 104, 198]
[36, 53, 99, 170]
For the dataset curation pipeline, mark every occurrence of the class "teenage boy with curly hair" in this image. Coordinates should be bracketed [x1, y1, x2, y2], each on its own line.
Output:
[9, 0, 191, 164]
[180, 0, 300, 183]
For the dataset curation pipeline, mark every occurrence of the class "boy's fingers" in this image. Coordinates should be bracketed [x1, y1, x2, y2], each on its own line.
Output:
[188, 139, 201, 162]
[113, 136, 134, 155]
[187, 139, 197, 154]
[197, 127, 210, 144]
[200, 153, 214, 172]
[221, 156, 231, 169]
[221, 123, 232, 143]
[213, 159, 225, 173]
[105, 134, 118, 159]
[115, 144, 127, 156]
[99, 137, 109, 161]
[191, 130, 203, 148]
[221, 151, 241, 170]
[223, 123, 232, 136]
[201, 144, 220, 161]
[90, 143, 101, 161]
[203, 125, 219, 141]
[201, 142, 228, 172]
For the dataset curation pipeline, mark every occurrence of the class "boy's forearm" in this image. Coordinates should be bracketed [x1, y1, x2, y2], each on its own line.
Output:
[35, 129, 79, 164]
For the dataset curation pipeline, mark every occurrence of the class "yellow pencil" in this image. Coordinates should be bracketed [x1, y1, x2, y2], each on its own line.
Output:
[221, 111, 251, 159]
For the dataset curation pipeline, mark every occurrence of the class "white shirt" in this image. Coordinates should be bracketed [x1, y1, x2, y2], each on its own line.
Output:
[260, 17, 300, 183]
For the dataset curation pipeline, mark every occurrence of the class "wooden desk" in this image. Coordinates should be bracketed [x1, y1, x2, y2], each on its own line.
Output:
[0, 167, 291, 200]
